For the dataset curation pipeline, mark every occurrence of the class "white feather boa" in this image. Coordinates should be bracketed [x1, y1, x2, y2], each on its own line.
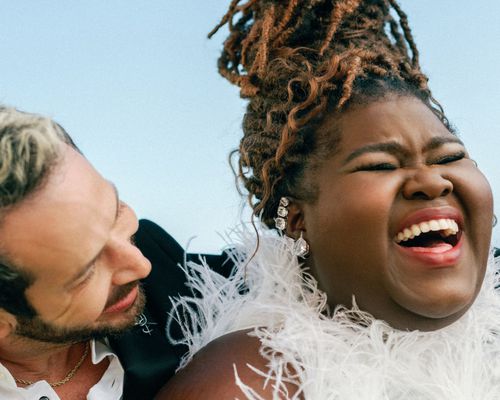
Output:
[168, 229, 500, 399]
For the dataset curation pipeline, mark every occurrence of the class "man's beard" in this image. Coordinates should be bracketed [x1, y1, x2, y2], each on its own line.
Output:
[14, 285, 146, 344]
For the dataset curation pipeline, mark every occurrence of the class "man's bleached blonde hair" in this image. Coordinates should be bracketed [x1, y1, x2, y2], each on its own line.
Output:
[0, 106, 77, 317]
[0, 107, 76, 209]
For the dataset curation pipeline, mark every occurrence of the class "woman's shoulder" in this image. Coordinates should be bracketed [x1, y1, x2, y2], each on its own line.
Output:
[155, 329, 300, 400]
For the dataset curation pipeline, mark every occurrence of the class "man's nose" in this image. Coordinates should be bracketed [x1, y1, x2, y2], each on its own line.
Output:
[402, 166, 453, 200]
[107, 239, 152, 286]
[106, 202, 152, 284]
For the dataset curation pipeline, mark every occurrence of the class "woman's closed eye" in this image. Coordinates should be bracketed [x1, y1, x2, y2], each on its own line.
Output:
[432, 151, 466, 165]
[354, 162, 397, 172]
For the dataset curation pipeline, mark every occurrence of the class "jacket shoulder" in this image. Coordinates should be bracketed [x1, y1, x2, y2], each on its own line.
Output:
[111, 219, 235, 399]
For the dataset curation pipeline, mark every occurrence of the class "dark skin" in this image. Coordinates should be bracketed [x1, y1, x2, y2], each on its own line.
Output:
[291, 96, 492, 331]
[159, 95, 493, 399]
[156, 330, 302, 399]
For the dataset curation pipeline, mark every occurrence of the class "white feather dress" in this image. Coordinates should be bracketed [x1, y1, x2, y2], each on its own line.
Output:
[168, 229, 500, 399]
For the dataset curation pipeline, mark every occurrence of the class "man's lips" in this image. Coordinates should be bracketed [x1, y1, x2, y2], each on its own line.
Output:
[103, 285, 139, 314]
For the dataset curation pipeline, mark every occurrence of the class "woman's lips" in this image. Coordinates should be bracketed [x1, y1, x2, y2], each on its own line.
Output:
[395, 232, 464, 268]
[395, 206, 464, 236]
[392, 206, 465, 268]
[103, 286, 138, 314]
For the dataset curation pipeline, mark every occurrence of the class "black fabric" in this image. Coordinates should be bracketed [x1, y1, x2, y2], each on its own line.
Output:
[108, 219, 233, 400]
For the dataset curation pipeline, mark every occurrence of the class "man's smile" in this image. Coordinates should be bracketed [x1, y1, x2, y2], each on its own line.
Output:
[103, 285, 139, 314]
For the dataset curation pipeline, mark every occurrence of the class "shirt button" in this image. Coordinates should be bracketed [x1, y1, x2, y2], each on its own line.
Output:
[39, 397, 50, 400]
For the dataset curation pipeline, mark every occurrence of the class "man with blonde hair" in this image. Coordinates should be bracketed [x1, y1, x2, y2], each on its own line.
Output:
[0, 107, 228, 399]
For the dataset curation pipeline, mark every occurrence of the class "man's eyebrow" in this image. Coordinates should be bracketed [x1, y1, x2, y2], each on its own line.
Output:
[423, 136, 464, 152]
[343, 141, 409, 165]
[111, 182, 121, 223]
[65, 182, 120, 289]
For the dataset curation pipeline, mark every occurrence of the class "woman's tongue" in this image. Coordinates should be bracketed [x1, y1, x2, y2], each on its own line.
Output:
[402, 232, 454, 253]
[411, 241, 453, 253]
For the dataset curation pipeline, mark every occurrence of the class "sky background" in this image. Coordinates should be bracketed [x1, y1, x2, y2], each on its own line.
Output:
[0, 1, 498, 253]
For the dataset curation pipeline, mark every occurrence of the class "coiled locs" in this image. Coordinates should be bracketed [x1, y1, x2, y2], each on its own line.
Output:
[211, 0, 448, 227]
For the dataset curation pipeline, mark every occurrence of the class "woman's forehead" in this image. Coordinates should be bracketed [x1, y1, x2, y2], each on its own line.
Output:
[331, 97, 453, 149]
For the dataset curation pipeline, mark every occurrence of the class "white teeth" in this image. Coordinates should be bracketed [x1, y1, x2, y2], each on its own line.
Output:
[420, 222, 430, 233]
[438, 219, 448, 230]
[395, 218, 459, 243]
[411, 225, 420, 236]
[429, 220, 440, 231]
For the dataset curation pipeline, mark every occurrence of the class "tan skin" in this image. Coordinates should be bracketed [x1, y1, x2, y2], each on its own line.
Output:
[0, 145, 152, 399]
[4, 342, 109, 400]
[158, 96, 493, 399]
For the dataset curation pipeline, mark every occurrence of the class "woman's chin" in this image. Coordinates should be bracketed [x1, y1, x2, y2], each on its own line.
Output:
[388, 294, 477, 331]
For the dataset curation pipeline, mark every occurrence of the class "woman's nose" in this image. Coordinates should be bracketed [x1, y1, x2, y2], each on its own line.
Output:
[402, 166, 453, 200]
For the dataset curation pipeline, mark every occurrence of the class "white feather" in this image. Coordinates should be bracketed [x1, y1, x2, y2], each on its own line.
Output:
[167, 227, 500, 399]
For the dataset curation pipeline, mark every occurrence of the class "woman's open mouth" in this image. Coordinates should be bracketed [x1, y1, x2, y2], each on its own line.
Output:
[394, 218, 463, 267]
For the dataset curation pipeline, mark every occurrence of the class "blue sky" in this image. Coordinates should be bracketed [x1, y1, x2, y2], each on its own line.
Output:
[0, 1, 498, 252]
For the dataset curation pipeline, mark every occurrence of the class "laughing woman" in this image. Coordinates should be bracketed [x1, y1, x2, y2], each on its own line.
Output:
[158, 0, 498, 399]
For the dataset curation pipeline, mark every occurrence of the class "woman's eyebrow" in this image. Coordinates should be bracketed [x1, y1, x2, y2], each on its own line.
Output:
[343, 141, 408, 165]
[423, 136, 464, 152]
[342, 136, 465, 166]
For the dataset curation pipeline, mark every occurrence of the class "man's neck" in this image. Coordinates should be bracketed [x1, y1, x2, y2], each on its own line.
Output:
[0, 337, 111, 400]
[0, 336, 84, 382]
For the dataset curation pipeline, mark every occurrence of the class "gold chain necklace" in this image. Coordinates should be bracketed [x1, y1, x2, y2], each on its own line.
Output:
[14, 342, 89, 388]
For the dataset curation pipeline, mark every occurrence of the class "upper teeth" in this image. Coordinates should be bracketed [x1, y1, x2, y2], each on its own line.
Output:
[395, 219, 459, 243]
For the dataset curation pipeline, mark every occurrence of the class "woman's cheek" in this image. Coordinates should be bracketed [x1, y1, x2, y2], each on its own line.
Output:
[452, 165, 493, 255]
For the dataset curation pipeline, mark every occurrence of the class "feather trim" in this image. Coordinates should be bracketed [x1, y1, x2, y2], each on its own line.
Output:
[167, 228, 500, 399]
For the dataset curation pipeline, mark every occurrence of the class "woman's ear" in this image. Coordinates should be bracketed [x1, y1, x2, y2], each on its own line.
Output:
[285, 201, 306, 239]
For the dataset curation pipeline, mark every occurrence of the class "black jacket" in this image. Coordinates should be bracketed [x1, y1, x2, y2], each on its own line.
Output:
[108, 219, 233, 400]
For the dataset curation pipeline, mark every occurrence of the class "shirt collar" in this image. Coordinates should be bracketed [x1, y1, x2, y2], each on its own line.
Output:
[0, 339, 119, 386]
[91, 339, 118, 364]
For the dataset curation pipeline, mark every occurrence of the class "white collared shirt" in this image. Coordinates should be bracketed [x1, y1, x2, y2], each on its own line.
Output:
[0, 340, 124, 400]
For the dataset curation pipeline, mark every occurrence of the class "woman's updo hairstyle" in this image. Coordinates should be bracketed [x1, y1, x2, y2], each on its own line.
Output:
[210, 0, 448, 227]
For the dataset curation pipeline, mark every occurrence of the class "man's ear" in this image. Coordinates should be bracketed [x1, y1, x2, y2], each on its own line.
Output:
[285, 201, 306, 239]
[0, 309, 16, 339]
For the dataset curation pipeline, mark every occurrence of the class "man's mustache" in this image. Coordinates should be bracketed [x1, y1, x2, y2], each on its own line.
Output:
[104, 281, 140, 309]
